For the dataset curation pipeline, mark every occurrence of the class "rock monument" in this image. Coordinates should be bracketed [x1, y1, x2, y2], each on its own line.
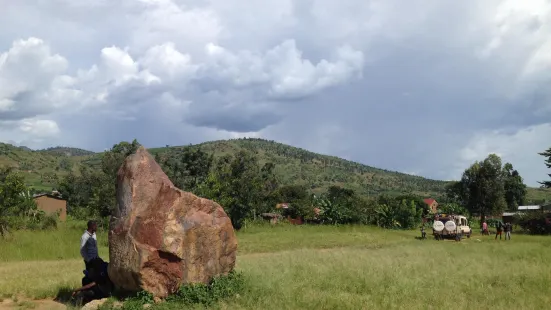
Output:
[108, 147, 237, 298]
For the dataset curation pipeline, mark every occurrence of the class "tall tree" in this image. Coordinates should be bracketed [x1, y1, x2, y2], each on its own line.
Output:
[458, 154, 507, 225]
[101, 139, 141, 217]
[58, 140, 141, 218]
[0, 171, 36, 236]
[102, 139, 141, 178]
[157, 146, 213, 192]
[539, 146, 551, 188]
[198, 151, 265, 229]
[502, 162, 526, 210]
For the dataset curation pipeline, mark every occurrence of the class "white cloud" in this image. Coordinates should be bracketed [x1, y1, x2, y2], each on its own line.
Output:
[0, 0, 550, 187]
[0, 38, 70, 118]
[139, 43, 197, 79]
[0, 118, 60, 148]
[0, 33, 363, 132]
[18, 119, 60, 137]
[457, 123, 551, 186]
[201, 40, 364, 99]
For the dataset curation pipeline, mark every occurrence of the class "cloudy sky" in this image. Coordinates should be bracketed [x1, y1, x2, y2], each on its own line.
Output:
[1, 0, 550, 186]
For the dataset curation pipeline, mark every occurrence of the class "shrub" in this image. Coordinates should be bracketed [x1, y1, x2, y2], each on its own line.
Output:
[169, 270, 245, 306]
[374, 196, 423, 229]
[115, 271, 245, 309]
[517, 212, 551, 235]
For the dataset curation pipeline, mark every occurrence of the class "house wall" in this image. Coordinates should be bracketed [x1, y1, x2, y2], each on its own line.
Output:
[34, 196, 67, 221]
[430, 202, 438, 213]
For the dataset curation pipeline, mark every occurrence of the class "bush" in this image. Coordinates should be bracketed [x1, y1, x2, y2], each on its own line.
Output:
[374, 196, 423, 229]
[115, 271, 245, 309]
[4, 211, 58, 231]
[169, 270, 245, 306]
[517, 212, 551, 235]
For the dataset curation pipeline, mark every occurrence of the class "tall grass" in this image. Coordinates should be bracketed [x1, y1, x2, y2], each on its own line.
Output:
[0, 221, 108, 262]
[1, 221, 551, 309]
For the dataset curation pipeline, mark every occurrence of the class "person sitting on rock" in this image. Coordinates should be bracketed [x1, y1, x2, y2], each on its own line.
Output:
[72, 257, 114, 304]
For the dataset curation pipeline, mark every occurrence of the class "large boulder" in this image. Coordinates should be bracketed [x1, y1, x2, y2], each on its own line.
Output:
[108, 147, 237, 298]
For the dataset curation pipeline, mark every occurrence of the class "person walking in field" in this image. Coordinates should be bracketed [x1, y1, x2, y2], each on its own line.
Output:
[495, 221, 503, 240]
[81, 220, 99, 271]
[504, 222, 512, 240]
[482, 221, 488, 235]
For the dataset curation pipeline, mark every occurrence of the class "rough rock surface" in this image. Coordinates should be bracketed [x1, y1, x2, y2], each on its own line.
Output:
[81, 299, 108, 310]
[108, 147, 237, 298]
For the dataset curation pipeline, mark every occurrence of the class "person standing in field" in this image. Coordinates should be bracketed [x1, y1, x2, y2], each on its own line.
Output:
[504, 222, 512, 240]
[81, 220, 99, 271]
[482, 221, 488, 235]
[495, 221, 503, 240]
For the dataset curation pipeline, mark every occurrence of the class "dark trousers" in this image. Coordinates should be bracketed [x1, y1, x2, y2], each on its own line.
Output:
[84, 257, 99, 271]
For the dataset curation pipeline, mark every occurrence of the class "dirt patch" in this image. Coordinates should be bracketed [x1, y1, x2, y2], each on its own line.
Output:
[0, 298, 66, 310]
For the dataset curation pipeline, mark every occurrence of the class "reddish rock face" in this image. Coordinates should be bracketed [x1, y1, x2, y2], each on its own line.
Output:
[108, 147, 237, 298]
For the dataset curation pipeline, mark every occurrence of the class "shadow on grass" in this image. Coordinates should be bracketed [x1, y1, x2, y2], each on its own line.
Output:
[54, 287, 78, 307]
[54, 286, 137, 309]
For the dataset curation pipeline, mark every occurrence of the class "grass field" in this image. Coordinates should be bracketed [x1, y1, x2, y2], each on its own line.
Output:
[1, 222, 551, 309]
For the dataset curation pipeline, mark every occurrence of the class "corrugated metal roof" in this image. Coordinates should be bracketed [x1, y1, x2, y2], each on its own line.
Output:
[423, 198, 436, 205]
[32, 193, 65, 200]
[518, 205, 541, 210]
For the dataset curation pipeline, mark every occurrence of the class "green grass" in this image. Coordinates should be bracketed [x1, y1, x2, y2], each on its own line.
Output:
[1, 222, 551, 309]
[0, 221, 108, 262]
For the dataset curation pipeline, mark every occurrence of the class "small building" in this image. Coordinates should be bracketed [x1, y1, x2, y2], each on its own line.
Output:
[33, 192, 67, 221]
[423, 198, 438, 214]
[502, 212, 517, 223]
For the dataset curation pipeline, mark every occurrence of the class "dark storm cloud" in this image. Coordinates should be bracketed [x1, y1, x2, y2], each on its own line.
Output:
[1, 0, 551, 186]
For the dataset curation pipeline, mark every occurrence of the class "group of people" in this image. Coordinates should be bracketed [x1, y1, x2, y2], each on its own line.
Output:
[481, 220, 513, 240]
[71, 220, 114, 304]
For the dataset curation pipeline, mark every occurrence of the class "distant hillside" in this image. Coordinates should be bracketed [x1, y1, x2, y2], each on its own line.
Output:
[1, 139, 550, 202]
[38, 146, 95, 157]
[150, 139, 450, 198]
[0, 143, 91, 191]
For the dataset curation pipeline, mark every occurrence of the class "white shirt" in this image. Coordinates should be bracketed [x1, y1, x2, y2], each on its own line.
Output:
[80, 230, 98, 262]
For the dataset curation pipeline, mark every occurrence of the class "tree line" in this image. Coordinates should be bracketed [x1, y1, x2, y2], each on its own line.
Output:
[443, 149, 551, 234]
[41, 141, 551, 232]
[0, 167, 58, 237]
[2, 139, 550, 235]
[50, 140, 430, 230]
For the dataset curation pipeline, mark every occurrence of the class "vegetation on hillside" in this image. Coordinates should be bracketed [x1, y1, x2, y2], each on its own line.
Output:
[49, 140, 549, 233]
[0, 143, 89, 191]
[152, 139, 449, 198]
[1, 138, 551, 233]
[1, 138, 550, 203]
[38, 146, 96, 157]
[0, 167, 58, 237]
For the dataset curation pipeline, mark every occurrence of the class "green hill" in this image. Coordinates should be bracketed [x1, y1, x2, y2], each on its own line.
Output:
[0, 143, 92, 191]
[150, 139, 450, 199]
[1, 139, 550, 202]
